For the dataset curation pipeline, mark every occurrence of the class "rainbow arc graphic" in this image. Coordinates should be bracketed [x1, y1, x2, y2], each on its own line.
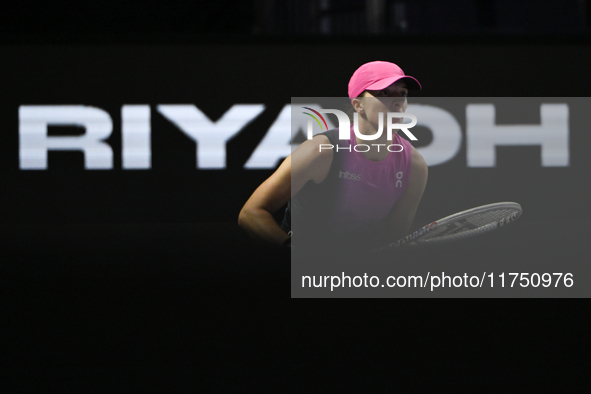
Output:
[302, 107, 328, 132]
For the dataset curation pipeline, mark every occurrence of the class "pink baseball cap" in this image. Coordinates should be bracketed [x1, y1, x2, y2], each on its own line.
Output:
[348, 61, 421, 99]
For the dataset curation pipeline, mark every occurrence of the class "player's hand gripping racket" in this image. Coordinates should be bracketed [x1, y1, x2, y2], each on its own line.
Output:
[373, 202, 522, 252]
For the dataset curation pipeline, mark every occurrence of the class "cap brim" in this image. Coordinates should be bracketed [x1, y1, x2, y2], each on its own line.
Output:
[365, 75, 422, 91]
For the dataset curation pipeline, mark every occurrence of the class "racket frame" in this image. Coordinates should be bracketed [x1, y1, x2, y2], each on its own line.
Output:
[373, 202, 522, 252]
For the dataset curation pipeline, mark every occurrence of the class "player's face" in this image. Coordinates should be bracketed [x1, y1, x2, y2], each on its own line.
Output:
[360, 80, 408, 128]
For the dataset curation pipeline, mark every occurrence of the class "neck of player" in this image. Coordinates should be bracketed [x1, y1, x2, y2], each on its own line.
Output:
[354, 116, 393, 161]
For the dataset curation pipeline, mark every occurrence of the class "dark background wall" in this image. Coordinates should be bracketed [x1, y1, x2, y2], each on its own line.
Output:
[1, 42, 590, 225]
[3, 0, 590, 387]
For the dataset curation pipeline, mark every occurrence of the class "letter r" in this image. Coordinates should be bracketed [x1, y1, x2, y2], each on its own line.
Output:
[19, 105, 113, 170]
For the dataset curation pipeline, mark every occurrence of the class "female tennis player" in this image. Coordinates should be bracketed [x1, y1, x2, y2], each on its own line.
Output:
[238, 61, 428, 253]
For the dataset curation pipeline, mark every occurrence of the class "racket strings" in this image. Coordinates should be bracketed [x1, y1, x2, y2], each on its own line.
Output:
[418, 208, 518, 244]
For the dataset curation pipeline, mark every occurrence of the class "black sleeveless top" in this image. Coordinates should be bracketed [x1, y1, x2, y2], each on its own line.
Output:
[281, 128, 347, 249]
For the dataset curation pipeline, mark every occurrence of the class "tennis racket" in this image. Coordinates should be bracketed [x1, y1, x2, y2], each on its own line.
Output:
[373, 202, 522, 252]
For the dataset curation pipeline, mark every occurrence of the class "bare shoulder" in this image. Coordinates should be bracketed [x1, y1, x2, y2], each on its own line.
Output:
[294, 134, 331, 158]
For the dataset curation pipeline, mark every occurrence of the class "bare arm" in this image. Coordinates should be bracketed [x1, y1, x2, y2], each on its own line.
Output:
[373, 146, 428, 248]
[238, 135, 332, 247]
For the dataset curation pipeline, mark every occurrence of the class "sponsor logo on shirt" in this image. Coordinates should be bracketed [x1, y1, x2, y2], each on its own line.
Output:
[339, 170, 361, 181]
[396, 171, 403, 187]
